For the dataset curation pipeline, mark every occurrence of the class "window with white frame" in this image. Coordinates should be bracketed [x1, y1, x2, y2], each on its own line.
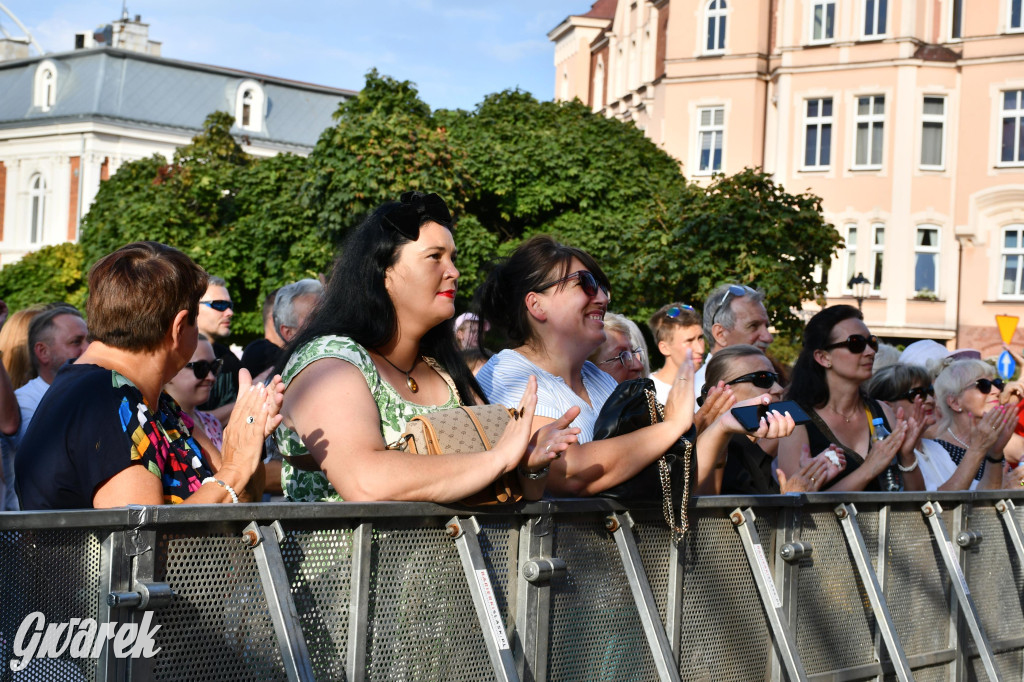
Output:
[915, 225, 940, 294]
[920, 96, 946, 169]
[593, 59, 605, 111]
[804, 98, 833, 168]
[864, 0, 888, 36]
[1001, 225, 1024, 296]
[29, 174, 45, 244]
[811, 1, 836, 42]
[1001, 90, 1024, 165]
[1010, 0, 1022, 31]
[871, 223, 884, 291]
[705, 0, 727, 53]
[844, 224, 858, 290]
[950, 0, 963, 39]
[32, 62, 57, 111]
[234, 81, 265, 133]
[854, 95, 885, 168]
[697, 106, 724, 173]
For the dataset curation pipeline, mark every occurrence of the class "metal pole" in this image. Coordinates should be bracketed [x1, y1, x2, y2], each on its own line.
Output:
[346, 522, 373, 682]
[515, 514, 554, 682]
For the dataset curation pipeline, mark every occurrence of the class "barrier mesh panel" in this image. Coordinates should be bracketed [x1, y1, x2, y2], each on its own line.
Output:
[547, 518, 657, 682]
[365, 524, 497, 681]
[964, 505, 1024, 646]
[674, 509, 775, 682]
[632, 520, 672, 625]
[0, 529, 101, 682]
[281, 528, 354, 681]
[967, 649, 1024, 682]
[153, 534, 286, 681]
[796, 507, 878, 674]
[884, 505, 951, 658]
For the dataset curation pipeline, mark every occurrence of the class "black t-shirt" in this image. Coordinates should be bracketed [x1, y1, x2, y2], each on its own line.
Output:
[16, 363, 213, 510]
[721, 434, 780, 495]
[199, 342, 242, 411]
[240, 338, 282, 378]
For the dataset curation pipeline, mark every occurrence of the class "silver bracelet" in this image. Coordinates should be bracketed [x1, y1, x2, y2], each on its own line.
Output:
[202, 476, 239, 503]
[518, 464, 549, 480]
[897, 456, 919, 473]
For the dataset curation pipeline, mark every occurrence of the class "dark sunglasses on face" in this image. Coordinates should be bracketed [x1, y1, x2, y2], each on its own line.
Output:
[973, 377, 1005, 394]
[889, 385, 934, 402]
[666, 304, 696, 319]
[185, 358, 224, 380]
[381, 192, 453, 241]
[823, 334, 879, 354]
[601, 348, 644, 369]
[535, 270, 610, 298]
[200, 300, 233, 312]
[726, 370, 780, 389]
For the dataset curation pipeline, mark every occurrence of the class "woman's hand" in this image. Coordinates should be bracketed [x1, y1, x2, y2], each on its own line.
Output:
[990, 403, 1022, 455]
[894, 406, 923, 460]
[521, 406, 582, 474]
[694, 381, 735, 433]
[1002, 460, 1024, 489]
[220, 369, 283, 482]
[492, 376, 545, 473]
[963, 405, 1015, 455]
[715, 394, 796, 440]
[663, 350, 695, 433]
[863, 419, 908, 475]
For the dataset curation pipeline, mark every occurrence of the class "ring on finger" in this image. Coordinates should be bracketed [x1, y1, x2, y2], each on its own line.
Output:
[246, 416, 255, 424]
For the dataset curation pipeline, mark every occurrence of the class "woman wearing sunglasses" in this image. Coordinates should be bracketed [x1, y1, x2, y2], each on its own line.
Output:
[778, 305, 925, 491]
[272, 193, 579, 503]
[695, 345, 845, 495]
[475, 236, 695, 497]
[930, 359, 1020, 489]
[165, 335, 226, 457]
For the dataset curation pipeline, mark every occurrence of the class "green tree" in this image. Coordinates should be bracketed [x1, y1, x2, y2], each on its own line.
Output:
[0, 242, 88, 312]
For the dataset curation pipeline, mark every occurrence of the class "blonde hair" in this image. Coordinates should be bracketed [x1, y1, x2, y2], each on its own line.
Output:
[588, 312, 651, 377]
[0, 305, 46, 389]
[934, 359, 995, 432]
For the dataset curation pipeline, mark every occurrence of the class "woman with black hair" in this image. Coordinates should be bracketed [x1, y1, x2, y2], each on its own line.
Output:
[273, 193, 580, 502]
[475, 235, 695, 497]
[777, 305, 924, 491]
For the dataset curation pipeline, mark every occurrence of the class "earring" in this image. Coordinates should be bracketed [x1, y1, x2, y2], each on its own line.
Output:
[826, 363, 832, 368]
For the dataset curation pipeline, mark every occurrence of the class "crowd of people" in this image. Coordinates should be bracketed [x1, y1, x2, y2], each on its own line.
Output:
[2, 190, 1024, 512]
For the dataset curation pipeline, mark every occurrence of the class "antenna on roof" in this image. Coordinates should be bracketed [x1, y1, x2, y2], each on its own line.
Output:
[121, 0, 129, 20]
[0, 1, 45, 55]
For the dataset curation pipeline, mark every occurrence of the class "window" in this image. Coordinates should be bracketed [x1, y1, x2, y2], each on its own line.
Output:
[32, 61, 57, 111]
[29, 174, 45, 244]
[706, 0, 727, 53]
[697, 106, 724, 173]
[920, 96, 946, 169]
[1002, 90, 1024, 165]
[811, 1, 836, 42]
[804, 98, 833, 168]
[951, 0, 963, 39]
[1001, 225, 1024, 296]
[1010, 0, 1022, 31]
[864, 0, 888, 36]
[855, 95, 885, 168]
[871, 224, 884, 291]
[844, 224, 858, 289]
[234, 81, 265, 133]
[915, 226, 940, 294]
[593, 60, 605, 111]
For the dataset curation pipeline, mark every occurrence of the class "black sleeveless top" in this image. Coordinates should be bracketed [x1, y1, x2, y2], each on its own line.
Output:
[802, 396, 891, 491]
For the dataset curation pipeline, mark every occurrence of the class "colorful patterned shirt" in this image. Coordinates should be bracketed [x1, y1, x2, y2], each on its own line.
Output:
[17, 363, 213, 509]
[275, 335, 459, 502]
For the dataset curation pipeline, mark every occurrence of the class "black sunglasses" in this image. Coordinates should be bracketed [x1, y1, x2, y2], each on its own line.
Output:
[889, 385, 934, 402]
[184, 358, 224, 380]
[535, 270, 609, 298]
[200, 300, 233, 312]
[726, 370, 780, 389]
[381, 192, 453, 241]
[600, 348, 644, 369]
[824, 334, 879, 354]
[973, 378, 1005, 394]
[666, 304, 696, 319]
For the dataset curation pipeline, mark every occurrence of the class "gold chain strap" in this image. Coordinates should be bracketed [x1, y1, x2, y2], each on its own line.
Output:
[646, 388, 691, 544]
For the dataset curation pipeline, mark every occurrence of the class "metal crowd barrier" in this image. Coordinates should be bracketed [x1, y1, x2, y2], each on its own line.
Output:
[2, 491, 1024, 681]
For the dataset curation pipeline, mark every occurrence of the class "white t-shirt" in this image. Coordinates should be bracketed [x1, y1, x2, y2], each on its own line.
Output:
[692, 353, 712, 409]
[916, 438, 979, 491]
[651, 374, 672, 405]
[14, 376, 50, 444]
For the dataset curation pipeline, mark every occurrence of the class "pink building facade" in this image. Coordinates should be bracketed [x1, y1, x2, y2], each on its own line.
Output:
[550, 0, 1024, 356]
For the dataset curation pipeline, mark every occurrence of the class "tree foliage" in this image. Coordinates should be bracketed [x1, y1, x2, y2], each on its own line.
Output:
[1, 71, 840, 344]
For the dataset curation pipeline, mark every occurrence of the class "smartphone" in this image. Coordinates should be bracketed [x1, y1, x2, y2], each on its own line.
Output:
[731, 400, 811, 431]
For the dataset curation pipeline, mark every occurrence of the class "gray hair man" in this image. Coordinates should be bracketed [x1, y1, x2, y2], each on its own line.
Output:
[17, 305, 89, 431]
[273, 279, 323, 344]
[694, 284, 773, 401]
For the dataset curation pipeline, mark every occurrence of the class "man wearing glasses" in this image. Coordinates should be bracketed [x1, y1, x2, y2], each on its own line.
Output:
[695, 283, 774, 403]
[197, 276, 242, 422]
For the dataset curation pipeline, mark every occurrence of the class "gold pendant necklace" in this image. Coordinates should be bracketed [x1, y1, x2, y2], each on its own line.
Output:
[379, 353, 420, 393]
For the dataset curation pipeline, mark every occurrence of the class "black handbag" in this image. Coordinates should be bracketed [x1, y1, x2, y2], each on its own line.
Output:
[593, 378, 695, 541]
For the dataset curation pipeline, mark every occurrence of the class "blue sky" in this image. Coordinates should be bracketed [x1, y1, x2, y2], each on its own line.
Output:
[1, 0, 587, 110]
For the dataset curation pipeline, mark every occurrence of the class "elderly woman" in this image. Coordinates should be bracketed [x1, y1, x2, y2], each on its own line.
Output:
[273, 193, 579, 503]
[475, 236, 694, 497]
[696, 345, 845, 495]
[588, 312, 647, 384]
[17, 241, 279, 509]
[930, 359, 1018, 489]
[777, 305, 924, 491]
